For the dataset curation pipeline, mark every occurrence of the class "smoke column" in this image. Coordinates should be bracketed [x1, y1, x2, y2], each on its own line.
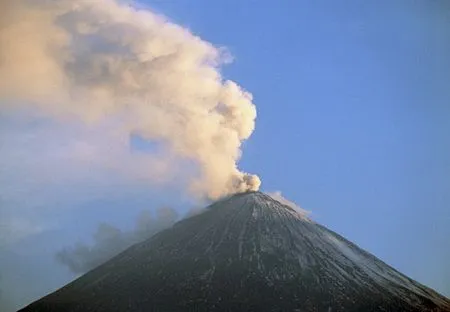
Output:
[0, 0, 260, 199]
[56, 207, 179, 274]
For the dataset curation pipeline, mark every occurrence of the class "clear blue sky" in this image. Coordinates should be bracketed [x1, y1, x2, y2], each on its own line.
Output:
[145, 0, 450, 294]
[0, 0, 449, 309]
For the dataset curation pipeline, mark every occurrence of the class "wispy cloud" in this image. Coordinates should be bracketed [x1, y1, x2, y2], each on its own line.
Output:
[266, 191, 311, 216]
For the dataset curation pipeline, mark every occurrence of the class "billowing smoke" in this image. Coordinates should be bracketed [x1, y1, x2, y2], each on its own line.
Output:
[0, 0, 260, 199]
[56, 207, 179, 274]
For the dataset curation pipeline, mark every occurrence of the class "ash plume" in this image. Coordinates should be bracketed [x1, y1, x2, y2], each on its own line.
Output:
[0, 0, 260, 199]
[56, 207, 179, 274]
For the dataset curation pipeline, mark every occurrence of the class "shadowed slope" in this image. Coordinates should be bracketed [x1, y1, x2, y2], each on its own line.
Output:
[19, 192, 450, 311]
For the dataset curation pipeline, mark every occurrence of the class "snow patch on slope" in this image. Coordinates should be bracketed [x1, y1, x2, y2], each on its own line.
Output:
[323, 232, 444, 304]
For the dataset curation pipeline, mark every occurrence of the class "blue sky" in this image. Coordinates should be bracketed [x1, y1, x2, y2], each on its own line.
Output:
[145, 0, 450, 293]
[0, 0, 449, 310]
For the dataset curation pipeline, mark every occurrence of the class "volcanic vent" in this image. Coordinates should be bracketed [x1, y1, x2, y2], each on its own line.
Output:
[19, 192, 450, 311]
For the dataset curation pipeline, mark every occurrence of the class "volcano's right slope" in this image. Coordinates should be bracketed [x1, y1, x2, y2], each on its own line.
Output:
[20, 192, 450, 311]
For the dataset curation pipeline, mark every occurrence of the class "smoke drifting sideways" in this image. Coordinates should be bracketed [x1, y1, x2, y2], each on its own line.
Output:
[266, 191, 311, 218]
[56, 207, 183, 274]
[55, 193, 308, 276]
[0, 0, 260, 199]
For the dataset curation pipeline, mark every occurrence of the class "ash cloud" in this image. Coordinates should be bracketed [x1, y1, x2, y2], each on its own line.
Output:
[56, 207, 179, 274]
[0, 0, 260, 199]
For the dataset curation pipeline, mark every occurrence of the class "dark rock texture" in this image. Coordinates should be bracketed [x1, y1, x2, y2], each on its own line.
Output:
[19, 192, 450, 311]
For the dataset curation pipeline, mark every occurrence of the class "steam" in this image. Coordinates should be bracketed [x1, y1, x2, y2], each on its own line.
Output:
[0, 0, 260, 199]
[267, 191, 311, 217]
[56, 207, 179, 274]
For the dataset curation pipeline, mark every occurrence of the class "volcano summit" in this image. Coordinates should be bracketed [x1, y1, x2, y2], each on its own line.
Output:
[19, 192, 450, 311]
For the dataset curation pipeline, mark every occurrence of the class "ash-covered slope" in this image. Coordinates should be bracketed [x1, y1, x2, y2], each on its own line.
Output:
[20, 192, 450, 312]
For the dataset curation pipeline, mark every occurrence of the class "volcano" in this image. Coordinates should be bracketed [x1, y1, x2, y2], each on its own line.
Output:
[19, 192, 450, 311]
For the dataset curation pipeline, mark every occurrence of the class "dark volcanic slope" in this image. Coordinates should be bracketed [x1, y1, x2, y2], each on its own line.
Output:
[20, 192, 450, 312]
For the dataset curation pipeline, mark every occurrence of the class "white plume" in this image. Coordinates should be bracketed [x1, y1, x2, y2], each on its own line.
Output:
[0, 0, 260, 199]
